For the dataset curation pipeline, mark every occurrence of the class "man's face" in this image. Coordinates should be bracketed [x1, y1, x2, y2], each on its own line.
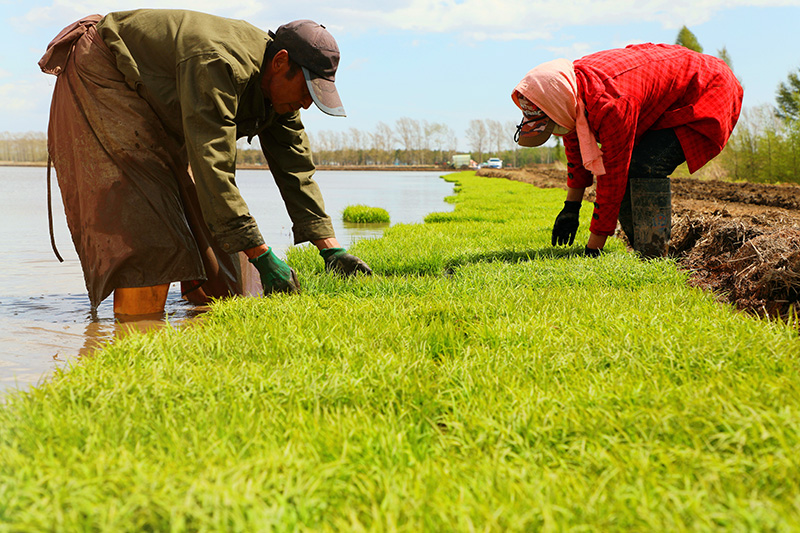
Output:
[263, 52, 314, 115]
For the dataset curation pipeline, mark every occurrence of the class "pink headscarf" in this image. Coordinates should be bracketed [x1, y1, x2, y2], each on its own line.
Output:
[512, 58, 606, 176]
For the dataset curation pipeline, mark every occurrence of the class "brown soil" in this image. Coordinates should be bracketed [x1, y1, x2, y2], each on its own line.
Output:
[477, 166, 800, 321]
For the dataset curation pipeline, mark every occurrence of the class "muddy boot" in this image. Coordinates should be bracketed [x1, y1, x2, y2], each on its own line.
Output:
[630, 177, 671, 259]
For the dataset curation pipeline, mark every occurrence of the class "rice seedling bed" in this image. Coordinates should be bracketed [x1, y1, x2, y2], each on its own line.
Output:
[1, 172, 799, 531]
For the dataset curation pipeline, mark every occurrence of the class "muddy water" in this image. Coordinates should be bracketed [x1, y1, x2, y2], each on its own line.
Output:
[0, 167, 454, 393]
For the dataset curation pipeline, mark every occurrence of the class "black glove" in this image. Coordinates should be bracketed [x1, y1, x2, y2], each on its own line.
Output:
[552, 201, 581, 246]
[249, 248, 301, 295]
[584, 246, 602, 258]
[320, 248, 373, 275]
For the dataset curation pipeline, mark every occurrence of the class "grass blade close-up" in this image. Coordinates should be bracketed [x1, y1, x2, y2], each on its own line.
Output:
[1, 171, 799, 531]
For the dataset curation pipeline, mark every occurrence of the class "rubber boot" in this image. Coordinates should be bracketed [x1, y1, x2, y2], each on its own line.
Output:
[113, 284, 170, 317]
[629, 177, 671, 259]
[617, 182, 635, 249]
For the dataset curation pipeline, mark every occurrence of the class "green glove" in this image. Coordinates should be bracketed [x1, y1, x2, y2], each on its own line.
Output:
[249, 248, 300, 295]
[320, 247, 373, 275]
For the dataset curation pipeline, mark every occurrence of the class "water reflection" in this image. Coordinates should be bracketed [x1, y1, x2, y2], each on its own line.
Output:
[79, 305, 210, 357]
[0, 286, 204, 392]
[0, 168, 454, 392]
[341, 220, 391, 241]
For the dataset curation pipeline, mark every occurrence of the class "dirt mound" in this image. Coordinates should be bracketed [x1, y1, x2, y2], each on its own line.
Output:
[479, 167, 568, 191]
[672, 211, 800, 318]
[672, 178, 800, 210]
[478, 166, 800, 322]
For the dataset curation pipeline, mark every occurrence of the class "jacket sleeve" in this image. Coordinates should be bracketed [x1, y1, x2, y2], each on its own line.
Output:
[587, 95, 639, 236]
[178, 53, 264, 252]
[563, 132, 594, 189]
[258, 112, 335, 244]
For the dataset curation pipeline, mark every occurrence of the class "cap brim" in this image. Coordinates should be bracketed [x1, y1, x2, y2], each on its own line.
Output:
[303, 66, 346, 117]
[517, 117, 555, 147]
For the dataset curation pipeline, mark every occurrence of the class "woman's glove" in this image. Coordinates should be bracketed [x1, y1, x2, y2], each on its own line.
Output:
[584, 246, 602, 258]
[552, 200, 582, 246]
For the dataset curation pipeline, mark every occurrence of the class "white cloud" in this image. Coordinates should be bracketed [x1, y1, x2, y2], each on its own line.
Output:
[0, 82, 42, 113]
[14, 0, 800, 39]
[610, 37, 649, 49]
[0, 76, 55, 131]
[13, 0, 269, 29]
[283, 0, 800, 40]
[543, 43, 596, 61]
[344, 57, 369, 71]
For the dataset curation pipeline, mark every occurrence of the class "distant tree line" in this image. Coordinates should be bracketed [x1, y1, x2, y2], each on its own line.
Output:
[236, 117, 565, 168]
[0, 132, 47, 162]
[304, 117, 567, 168]
[717, 100, 800, 184]
[674, 26, 800, 184]
[310, 119, 458, 166]
[2, 121, 564, 169]
[6, 26, 800, 183]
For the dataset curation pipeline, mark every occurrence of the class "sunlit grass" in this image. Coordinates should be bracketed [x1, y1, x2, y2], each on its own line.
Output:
[1, 171, 799, 531]
[342, 204, 390, 224]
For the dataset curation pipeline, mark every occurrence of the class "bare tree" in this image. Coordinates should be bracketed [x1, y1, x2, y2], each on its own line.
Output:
[486, 119, 506, 155]
[466, 119, 488, 163]
[309, 130, 332, 153]
[0, 131, 48, 162]
[371, 121, 395, 165]
[394, 117, 422, 164]
[725, 105, 773, 180]
[331, 130, 346, 153]
[425, 122, 457, 165]
[504, 120, 519, 167]
[348, 127, 365, 165]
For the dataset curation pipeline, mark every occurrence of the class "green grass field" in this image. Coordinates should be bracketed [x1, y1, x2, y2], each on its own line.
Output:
[2, 171, 799, 531]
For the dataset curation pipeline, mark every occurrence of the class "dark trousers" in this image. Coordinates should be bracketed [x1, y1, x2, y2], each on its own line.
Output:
[618, 129, 686, 252]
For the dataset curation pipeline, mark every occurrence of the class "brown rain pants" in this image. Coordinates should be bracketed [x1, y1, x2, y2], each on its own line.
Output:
[41, 17, 250, 308]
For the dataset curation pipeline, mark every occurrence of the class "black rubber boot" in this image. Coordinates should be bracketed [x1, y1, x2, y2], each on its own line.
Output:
[617, 182, 635, 249]
[629, 177, 671, 259]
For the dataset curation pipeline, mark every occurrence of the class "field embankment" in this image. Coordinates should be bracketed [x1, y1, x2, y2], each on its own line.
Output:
[478, 166, 800, 320]
[238, 163, 443, 171]
[0, 161, 445, 171]
[1, 171, 799, 530]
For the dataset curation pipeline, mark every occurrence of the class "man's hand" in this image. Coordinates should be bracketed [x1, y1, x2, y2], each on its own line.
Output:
[249, 248, 300, 294]
[320, 248, 373, 275]
[552, 200, 582, 246]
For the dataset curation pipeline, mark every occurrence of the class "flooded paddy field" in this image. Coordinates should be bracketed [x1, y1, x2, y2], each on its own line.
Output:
[0, 167, 453, 392]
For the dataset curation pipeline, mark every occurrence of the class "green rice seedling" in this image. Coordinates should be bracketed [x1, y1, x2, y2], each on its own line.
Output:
[2, 171, 800, 531]
[342, 204, 390, 224]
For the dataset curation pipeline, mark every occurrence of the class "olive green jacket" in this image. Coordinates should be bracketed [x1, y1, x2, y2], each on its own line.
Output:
[97, 9, 334, 252]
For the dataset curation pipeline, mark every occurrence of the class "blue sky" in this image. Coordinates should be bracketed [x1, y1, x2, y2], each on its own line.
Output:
[2, 0, 800, 151]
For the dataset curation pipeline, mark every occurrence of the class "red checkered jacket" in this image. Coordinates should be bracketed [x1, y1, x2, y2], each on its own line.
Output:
[564, 43, 743, 236]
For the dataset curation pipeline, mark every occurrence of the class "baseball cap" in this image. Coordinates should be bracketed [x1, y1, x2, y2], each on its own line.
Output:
[513, 94, 554, 147]
[269, 20, 346, 117]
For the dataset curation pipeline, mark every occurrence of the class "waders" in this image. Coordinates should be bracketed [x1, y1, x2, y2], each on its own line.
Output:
[113, 285, 170, 317]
